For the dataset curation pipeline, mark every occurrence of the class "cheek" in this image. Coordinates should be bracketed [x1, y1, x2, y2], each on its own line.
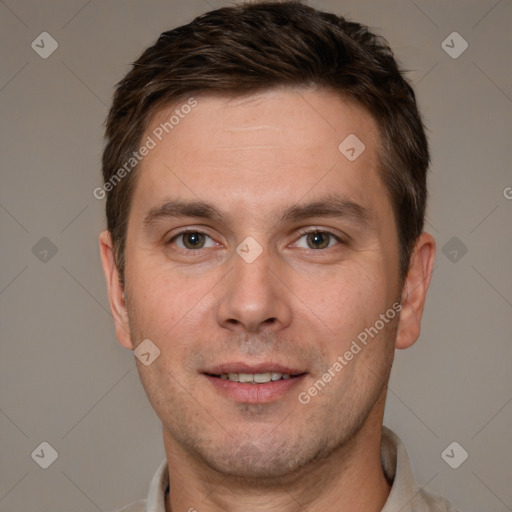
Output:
[127, 269, 215, 385]
[299, 264, 389, 342]
[126, 253, 205, 338]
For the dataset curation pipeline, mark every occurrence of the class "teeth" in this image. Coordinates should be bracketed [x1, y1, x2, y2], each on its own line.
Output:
[220, 372, 291, 383]
[254, 373, 271, 383]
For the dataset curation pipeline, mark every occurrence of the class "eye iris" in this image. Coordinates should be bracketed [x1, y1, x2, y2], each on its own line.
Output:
[307, 232, 329, 249]
[183, 232, 204, 249]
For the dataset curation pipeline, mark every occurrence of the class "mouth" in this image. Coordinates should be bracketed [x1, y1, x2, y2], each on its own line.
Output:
[202, 363, 307, 403]
[206, 371, 302, 383]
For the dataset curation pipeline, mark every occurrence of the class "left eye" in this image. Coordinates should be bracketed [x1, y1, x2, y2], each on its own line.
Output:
[295, 231, 340, 250]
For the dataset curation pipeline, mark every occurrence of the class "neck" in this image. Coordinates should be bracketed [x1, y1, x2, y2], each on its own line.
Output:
[164, 396, 390, 512]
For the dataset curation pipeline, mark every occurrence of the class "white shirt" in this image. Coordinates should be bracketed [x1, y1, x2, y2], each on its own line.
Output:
[113, 427, 458, 512]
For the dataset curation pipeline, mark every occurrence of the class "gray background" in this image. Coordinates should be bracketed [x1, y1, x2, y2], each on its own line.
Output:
[1, 0, 511, 511]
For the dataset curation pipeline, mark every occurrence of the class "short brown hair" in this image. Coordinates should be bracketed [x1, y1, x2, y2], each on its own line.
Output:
[102, 0, 429, 288]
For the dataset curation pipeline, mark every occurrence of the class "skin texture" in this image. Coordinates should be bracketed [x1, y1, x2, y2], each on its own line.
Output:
[99, 87, 435, 512]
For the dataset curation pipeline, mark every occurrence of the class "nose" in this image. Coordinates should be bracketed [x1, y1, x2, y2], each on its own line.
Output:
[216, 246, 292, 334]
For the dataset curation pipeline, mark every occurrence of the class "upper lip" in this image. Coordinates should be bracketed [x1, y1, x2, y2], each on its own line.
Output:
[203, 362, 307, 376]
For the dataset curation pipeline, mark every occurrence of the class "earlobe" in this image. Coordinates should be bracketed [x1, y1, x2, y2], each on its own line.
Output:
[395, 233, 436, 350]
[98, 230, 134, 350]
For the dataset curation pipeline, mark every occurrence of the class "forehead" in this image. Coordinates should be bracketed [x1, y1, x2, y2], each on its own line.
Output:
[130, 87, 388, 224]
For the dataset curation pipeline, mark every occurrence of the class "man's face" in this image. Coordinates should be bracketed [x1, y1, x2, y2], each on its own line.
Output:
[118, 88, 403, 479]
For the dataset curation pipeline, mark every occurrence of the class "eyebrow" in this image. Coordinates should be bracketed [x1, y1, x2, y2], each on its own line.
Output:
[143, 199, 226, 228]
[143, 194, 372, 230]
[279, 194, 372, 228]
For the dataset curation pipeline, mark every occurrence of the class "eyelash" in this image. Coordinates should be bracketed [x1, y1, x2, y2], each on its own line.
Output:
[166, 228, 343, 251]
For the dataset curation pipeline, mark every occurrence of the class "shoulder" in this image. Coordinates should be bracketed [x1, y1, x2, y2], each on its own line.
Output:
[415, 488, 459, 511]
[381, 427, 459, 512]
[109, 499, 147, 512]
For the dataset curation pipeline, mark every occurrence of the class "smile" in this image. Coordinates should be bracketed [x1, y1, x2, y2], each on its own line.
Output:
[217, 372, 291, 383]
[204, 369, 306, 403]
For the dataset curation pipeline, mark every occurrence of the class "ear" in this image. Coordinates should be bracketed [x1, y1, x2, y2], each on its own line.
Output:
[99, 230, 133, 350]
[395, 232, 436, 350]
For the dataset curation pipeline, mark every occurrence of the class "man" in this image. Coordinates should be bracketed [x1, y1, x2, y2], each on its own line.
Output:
[98, 2, 455, 511]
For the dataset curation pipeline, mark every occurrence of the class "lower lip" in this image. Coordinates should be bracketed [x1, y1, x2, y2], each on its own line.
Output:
[204, 374, 306, 404]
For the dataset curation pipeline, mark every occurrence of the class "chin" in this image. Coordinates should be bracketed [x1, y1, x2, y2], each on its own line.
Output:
[191, 430, 335, 484]
[204, 451, 307, 482]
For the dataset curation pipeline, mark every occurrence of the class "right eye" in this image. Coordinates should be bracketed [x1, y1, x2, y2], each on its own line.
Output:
[167, 230, 217, 250]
